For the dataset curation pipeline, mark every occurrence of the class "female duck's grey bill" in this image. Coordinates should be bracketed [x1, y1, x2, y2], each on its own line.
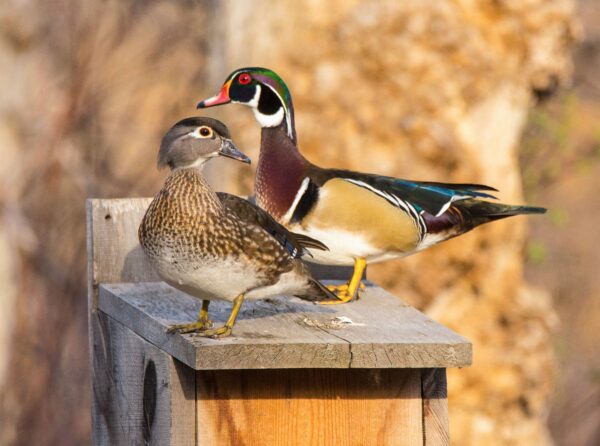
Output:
[219, 139, 251, 164]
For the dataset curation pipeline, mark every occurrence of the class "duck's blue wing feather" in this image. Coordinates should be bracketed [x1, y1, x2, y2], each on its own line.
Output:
[321, 169, 498, 216]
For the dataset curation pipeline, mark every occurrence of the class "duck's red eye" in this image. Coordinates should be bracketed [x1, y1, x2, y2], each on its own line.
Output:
[238, 73, 251, 85]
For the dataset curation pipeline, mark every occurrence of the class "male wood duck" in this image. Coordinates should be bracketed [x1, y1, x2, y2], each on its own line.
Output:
[197, 68, 546, 303]
[139, 117, 337, 337]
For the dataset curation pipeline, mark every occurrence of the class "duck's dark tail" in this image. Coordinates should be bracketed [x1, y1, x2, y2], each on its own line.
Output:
[293, 268, 340, 302]
[457, 200, 546, 228]
[423, 199, 546, 241]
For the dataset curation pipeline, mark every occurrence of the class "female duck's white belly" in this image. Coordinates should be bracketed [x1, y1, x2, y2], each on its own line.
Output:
[151, 255, 265, 302]
[150, 253, 311, 302]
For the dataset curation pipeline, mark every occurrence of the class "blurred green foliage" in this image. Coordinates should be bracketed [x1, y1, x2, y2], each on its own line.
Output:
[520, 92, 600, 203]
[527, 240, 548, 265]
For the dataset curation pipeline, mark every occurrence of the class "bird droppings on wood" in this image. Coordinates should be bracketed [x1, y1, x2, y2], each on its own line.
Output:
[300, 315, 365, 330]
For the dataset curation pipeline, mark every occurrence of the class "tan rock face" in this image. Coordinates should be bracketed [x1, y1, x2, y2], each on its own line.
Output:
[208, 1, 575, 444]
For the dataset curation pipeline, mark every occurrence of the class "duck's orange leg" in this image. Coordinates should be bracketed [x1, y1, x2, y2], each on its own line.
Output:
[321, 257, 367, 304]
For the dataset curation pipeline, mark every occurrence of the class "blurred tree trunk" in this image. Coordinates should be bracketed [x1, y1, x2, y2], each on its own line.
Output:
[207, 1, 576, 444]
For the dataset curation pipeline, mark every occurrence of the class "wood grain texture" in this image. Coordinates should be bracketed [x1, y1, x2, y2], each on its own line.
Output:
[91, 311, 196, 446]
[196, 368, 422, 446]
[421, 369, 449, 445]
[87, 198, 158, 310]
[99, 281, 472, 370]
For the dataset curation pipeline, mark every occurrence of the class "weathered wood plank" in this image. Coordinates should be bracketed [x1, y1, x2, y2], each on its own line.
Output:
[99, 282, 472, 370]
[87, 198, 157, 310]
[297, 290, 471, 369]
[91, 311, 196, 446]
[99, 282, 349, 370]
[196, 368, 423, 446]
[421, 368, 449, 445]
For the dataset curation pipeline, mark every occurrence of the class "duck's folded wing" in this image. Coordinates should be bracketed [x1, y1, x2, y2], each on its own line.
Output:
[313, 168, 498, 217]
[217, 192, 328, 258]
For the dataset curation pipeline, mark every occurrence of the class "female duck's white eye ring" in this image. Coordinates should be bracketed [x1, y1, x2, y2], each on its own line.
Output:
[198, 126, 212, 137]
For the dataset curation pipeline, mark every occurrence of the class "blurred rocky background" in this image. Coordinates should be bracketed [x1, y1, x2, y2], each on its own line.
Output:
[0, 0, 596, 445]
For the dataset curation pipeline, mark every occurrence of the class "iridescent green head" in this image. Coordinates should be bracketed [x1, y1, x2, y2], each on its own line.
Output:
[197, 67, 296, 143]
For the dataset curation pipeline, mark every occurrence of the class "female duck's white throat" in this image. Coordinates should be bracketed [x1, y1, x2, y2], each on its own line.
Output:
[180, 156, 212, 170]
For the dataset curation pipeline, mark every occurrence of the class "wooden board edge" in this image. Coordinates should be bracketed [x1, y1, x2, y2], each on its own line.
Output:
[98, 285, 199, 369]
[421, 368, 449, 445]
[348, 342, 473, 369]
[99, 282, 473, 370]
[87, 198, 97, 310]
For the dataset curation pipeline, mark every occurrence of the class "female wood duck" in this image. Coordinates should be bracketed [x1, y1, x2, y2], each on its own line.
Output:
[139, 117, 337, 337]
[197, 68, 546, 303]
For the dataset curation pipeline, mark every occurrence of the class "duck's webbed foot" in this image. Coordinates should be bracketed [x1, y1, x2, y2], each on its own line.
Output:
[319, 257, 367, 305]
[168, 295, 245, 339]
[167, 299, 213, 334]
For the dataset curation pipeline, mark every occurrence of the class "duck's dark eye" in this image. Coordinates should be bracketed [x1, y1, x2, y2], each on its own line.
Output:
[199, 126, 212, 137]
[238, 73, 251, 85]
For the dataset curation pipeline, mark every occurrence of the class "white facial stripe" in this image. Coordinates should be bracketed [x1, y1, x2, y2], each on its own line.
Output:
[242, 81, 293, 140]
[262, 83, 293, 139]
[282, 177, 310, 224]
[247, 84, 261, 108]
[263, 83, 294, 140]
[248, 84, 285, 127]
[253, 107, 285, 128]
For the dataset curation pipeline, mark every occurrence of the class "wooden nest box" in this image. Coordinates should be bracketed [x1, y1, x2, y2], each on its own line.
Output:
[87, 198, 472, 445]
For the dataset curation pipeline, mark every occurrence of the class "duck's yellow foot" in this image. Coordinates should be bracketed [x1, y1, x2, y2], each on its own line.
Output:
[189, 293, 245, 338]
[197, 312, 213, 329]
[192, 325, 233, 338]
[326, 282, 366, 294]
[320, 282, 366, 304]
[167, 319, 214, 334]
[319, 291, 352, 305]
[167, 299, 214, 334]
